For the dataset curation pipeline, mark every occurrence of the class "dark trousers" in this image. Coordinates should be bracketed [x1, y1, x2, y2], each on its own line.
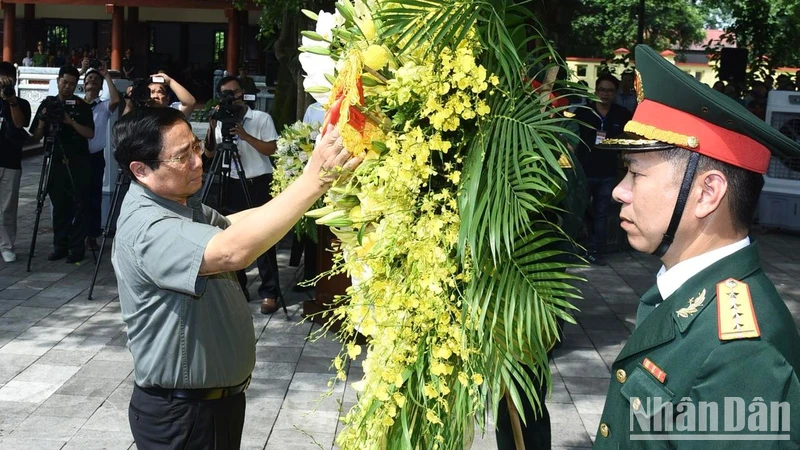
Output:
[585, 176, 616, 254]
[225, 173, 279, 299]
[87, 151, 105, 238]
[129, 385, 246, 450]
[48, 157, 90, 255]
[495, 364, 552, 450]
[291, 234, 318, 280]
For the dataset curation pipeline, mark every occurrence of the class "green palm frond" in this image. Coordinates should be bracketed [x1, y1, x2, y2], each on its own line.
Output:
[467, 225, 582, 424]
[458, 88, 569, 264]
[378, 0, 480, 54]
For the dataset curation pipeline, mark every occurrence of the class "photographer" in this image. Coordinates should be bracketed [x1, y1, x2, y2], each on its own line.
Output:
[82, 66, 121, 251]
[204, 76, 281, 314]
[122, 73, 196, 118]
[30, 65, 95, 263]
[0, 62, 32, 263]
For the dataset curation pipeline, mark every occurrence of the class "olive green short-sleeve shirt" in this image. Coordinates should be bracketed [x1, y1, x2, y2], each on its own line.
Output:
[112, 182, 255, 389]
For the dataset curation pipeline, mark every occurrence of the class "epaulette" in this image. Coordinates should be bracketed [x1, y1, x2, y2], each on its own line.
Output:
[716, 278, 760, 341]
[563, 111, 576, 118]
[557, 154, 572, 169]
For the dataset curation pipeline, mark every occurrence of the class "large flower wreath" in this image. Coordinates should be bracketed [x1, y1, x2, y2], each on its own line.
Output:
[292, 0, 584, 448]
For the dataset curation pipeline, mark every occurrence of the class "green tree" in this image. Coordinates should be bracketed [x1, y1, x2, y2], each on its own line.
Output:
[702, 0, 800, 78]
[563, 0, 705, 58]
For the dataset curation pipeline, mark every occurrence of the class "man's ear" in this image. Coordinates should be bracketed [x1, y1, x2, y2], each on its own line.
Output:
[694, 170, 728, 220]
[129, 161, 149, 183]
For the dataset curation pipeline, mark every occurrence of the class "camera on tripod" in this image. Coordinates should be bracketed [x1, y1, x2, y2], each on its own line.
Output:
[39, 96, 67, 123]
[125, 76, 165, 108]
[212, 89, 248, 139]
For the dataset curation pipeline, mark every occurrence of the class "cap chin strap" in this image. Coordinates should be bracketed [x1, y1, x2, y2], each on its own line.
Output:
[652, 152, 701, 258]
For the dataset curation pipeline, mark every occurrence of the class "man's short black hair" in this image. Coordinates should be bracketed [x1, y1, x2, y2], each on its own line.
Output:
[596, 73, 620, 90]
[0, 62, 15, 80]
[216, 75, 240, 94]
[661, 147, 764, 232]
[58, 65, 79, 79]
[113, 107, 188, 180]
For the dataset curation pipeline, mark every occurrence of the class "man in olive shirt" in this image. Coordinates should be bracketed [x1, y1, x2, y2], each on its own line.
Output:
[30, 65, 95, 263]
[111, 107, 360, 450]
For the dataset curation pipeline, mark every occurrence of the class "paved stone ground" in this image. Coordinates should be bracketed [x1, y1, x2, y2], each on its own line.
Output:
[1, 154, 800, 450]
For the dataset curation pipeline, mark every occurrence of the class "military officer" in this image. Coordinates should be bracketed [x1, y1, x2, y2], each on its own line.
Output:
[593, 45, 800, 449]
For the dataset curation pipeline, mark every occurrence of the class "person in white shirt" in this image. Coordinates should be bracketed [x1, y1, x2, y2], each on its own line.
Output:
[204, 76, 281, 314]
[22, 51, 33, 67]
[122, 72, 195, 118]
[82, 66, 120, 250]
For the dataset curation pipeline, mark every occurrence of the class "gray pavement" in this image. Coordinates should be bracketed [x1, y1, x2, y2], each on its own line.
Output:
[1, 154, 800, 450]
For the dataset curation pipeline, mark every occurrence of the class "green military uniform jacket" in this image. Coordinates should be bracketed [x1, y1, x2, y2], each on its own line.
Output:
[594, 242, 800, 449]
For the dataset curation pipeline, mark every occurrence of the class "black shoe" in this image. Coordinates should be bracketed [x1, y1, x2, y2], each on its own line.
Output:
[47, 249, 69, 261]
[65, 252, 85, 263]
[585, 252, 607, 266]
[292, 283, 315, 292]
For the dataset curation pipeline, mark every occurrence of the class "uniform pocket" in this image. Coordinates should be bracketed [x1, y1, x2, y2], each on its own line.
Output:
[620, 365, 675, 420]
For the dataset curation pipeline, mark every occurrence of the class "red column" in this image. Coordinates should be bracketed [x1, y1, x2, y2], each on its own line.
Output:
[111, 6, 124, 70]
[225, 8, 240, 75]
[3, 2, 15, 63]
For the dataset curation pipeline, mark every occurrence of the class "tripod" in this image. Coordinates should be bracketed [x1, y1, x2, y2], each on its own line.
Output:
[201, 134, 289, 317]
[87, 168, 129, 300]
[27, 122, 80, 272]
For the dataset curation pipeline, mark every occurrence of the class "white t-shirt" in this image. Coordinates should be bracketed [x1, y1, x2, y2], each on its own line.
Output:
[87, 98, 113, 154]
[214, 107, 279, 179]
[303, 102, 325, 128]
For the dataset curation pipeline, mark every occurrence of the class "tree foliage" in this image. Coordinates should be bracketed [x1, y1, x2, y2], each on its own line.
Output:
[702, 0, 800, 76]
[556, 0, 705, 58]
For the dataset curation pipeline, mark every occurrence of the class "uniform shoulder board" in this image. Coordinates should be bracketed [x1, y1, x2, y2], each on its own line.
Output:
[557, 153, 572, 169]
[716, 278, 761, 341]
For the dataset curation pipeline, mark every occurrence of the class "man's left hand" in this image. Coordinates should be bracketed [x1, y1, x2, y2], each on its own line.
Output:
[0, 76, 16, 101]
[230, 123, 250, 140]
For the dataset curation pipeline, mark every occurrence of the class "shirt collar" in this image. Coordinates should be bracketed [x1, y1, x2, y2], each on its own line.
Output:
[656, 236, 751, 301]
[128, 181, 196, 220]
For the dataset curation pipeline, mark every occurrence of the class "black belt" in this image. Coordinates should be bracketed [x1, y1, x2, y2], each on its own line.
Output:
[136, 376, 251, 401]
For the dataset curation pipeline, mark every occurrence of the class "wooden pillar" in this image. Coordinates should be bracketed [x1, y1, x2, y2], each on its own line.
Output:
[3, 2, 15, 63]
[110, 5, 124, 70]
[225, 8, 239, 75]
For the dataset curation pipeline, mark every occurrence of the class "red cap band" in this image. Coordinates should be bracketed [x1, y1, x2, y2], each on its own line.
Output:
[633, 100, 771, 174]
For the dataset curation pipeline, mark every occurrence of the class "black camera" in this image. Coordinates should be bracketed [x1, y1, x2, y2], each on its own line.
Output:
[125, 76, 165, 108]
[1, 84, 14, 98]
[212, 89, 246, 140]
[40, 96, 66, 123]
[89, 59, 102, 70]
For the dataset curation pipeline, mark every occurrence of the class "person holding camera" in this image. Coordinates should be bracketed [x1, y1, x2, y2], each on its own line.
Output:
[82, 66, 121, 251]
[122, 73, 196, 118]
[112, 107, 360, 450]
[0, 62, 32, 263]
[204, 76, 281, 314]
[30, 65, 95, 263]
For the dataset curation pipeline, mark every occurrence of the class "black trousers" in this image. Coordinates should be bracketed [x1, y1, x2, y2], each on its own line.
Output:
[224, 173, 279, 299]
[87, 151, 105, 238]
[495, 363, 552, 450]
[129, 385, 246, 450]
[48, 155, 90, 254]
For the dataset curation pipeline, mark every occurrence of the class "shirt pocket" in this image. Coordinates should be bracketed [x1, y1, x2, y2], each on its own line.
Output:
[620, 365, 675, 420]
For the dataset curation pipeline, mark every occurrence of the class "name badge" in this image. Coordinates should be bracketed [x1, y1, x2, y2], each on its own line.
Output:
[595, 131, 607, 145]
[65, 99, 76, 106]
